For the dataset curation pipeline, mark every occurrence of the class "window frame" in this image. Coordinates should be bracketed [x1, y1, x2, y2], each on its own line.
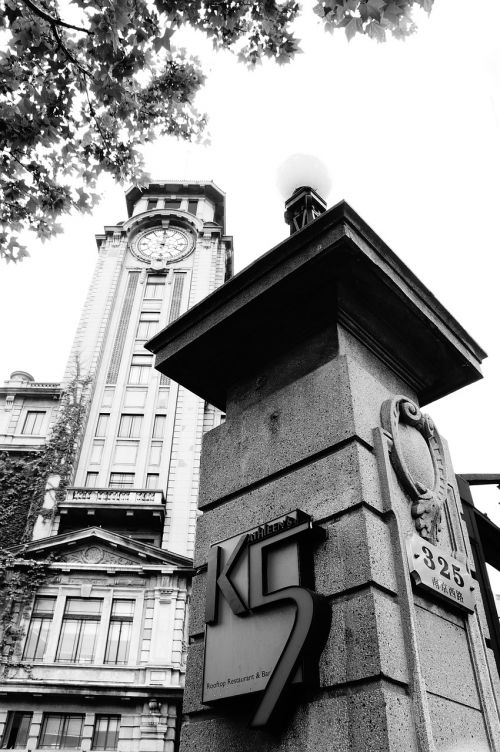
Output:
[21, 411, 45, 436]
[143, 275, 166, 300]
[1, 711, 33, 749]
[136, 311, 160, 341]
[109, 472, 135, 489]
[104, 600, 135, 665]
[22, 596, 56, 662]
[152, 414, 166, 439]
[95, 413, 110, 438]
[55, 598, 103, 664]
[91, 716, 121, 751]
[118, 414, 143, 439]
[128, 355, 153, 385]
[38, 714, 84, 749]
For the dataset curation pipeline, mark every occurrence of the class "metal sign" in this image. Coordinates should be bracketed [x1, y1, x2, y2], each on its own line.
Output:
[406, 534, 475, 613]
[202, 510, 329, 728]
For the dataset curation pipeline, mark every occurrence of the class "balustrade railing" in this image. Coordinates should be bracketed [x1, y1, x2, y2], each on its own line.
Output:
[64, 487, 165, 505]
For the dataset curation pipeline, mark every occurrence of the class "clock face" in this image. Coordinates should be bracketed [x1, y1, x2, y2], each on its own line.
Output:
[135, 227, 192, 262]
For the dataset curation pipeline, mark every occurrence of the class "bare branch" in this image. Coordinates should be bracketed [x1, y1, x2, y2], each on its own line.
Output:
[18, 0, 93, 34]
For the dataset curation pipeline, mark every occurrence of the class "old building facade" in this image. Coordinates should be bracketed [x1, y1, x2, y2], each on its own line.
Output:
[0, 182, 233, 752]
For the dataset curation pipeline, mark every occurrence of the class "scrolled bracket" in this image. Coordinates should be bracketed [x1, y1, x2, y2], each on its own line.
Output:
[381, 396, 446, 544]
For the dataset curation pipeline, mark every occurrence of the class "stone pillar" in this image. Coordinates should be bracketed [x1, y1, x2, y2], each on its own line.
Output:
[148, 201, 500, 751]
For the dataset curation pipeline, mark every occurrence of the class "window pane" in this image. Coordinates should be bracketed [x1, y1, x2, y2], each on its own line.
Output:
[78, 620, 99, 663]
[109, 473, 134, 488]
[147, 199, 158, 210]
[23, 598, 55, 660]
[21, 411, 45, 435]
[92, 716, 120, 751]
[39, 715, 63, 748]
[86, 472, 98, 488]
[1, 711, 32, 748]
[164, 200, 181, 209]
[144, 276, 166, 299]
[95, 414, 109, 437]
[152, 415, 165, 439]
[146, 473, 159, 489]
[136, 313, 160, 340]
[23, 617, 50, 661]
[62, 716, 84, 749]
[111, 600, 134, 617]
[33, 597, 56, 615]
[55, 620, 78, 662]
[118, 414, 142, 438]
[104, 622, 121, 664]
[65, 598, 102, 616]
[188, 200, 198, 215]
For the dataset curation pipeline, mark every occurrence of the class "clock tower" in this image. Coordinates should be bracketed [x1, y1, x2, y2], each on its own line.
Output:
[36, 181, 233, 557]
[0, 182, 233, 752]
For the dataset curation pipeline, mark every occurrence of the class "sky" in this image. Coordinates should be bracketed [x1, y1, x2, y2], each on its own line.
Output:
[1, 0, 499, 525]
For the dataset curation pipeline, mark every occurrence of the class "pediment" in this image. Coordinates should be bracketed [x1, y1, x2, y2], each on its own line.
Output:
[10, 527, 193, 570]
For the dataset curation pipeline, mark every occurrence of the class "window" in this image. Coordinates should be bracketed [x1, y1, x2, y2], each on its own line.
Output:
[55, 598, 102, 663]
[136, 312, 160, 340]
[109, 473, 134, 488]
[1, 711, 32, 748]
[128, 355, 153, 384]
[38, 715, 84, 749]
[147, 199, 158, 210]
[21, 411, 45, 435]
[152, 415, 166, 439]
[144, 275, 166, 300]
[22, 596, 56, 661]
[118, 414, 143, 438]
[91, 716, 120, 750]
[164, 199, 181, 210]
[145, 473, 159, 489]
[187, 199, 198, 215]
[95, 413, 110, 437]
[105, 600, 134, 665]
[85, 472, 99, 488]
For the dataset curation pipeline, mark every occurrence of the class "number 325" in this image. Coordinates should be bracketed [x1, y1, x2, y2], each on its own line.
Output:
[421, 546, 464, 587]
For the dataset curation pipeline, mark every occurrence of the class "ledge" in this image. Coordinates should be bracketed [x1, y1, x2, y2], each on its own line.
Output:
[146, 200, 486, 410]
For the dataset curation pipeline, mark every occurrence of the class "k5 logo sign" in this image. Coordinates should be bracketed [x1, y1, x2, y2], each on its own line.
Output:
[202, 511, 330, 728]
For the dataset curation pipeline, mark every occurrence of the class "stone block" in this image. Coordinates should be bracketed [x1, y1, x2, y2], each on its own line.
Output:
[320, 588, 408, 688]
[427, 694, 490, 751]
[189, 572, 206, 638]
[181, 681, 417, 752]
[199, 357, 358, 507]
[183, 640, 205, 715]
[194, 441, 382, 567]
[415, 603, 480, 709]
[314, 507, 398, 597]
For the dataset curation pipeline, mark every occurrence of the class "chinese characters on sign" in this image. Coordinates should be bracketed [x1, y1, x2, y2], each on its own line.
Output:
[202, 510, 329, 728]
[406, 534, 475, 613]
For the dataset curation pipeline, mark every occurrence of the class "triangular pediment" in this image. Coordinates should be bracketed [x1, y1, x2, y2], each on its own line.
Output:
[9, 527, 193, 571]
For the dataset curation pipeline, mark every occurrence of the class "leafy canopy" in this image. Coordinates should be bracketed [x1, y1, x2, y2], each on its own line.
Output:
[0, 0, 433, 262]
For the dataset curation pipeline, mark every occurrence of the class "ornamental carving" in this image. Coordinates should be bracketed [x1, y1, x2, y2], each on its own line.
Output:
[381, 396, 446, 544]
[56, 548, 139, 566]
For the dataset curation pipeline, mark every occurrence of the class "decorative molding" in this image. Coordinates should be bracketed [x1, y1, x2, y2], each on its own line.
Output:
[56, 547, 139, 566]
[381, 395, 446, 544]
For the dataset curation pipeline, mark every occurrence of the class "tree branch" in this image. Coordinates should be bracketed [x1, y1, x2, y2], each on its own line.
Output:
[52, 24, 95, 79]
[18, 0, 93, 34]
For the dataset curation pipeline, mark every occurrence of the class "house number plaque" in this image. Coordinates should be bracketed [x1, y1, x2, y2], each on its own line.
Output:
[406, 534, 475, 613]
